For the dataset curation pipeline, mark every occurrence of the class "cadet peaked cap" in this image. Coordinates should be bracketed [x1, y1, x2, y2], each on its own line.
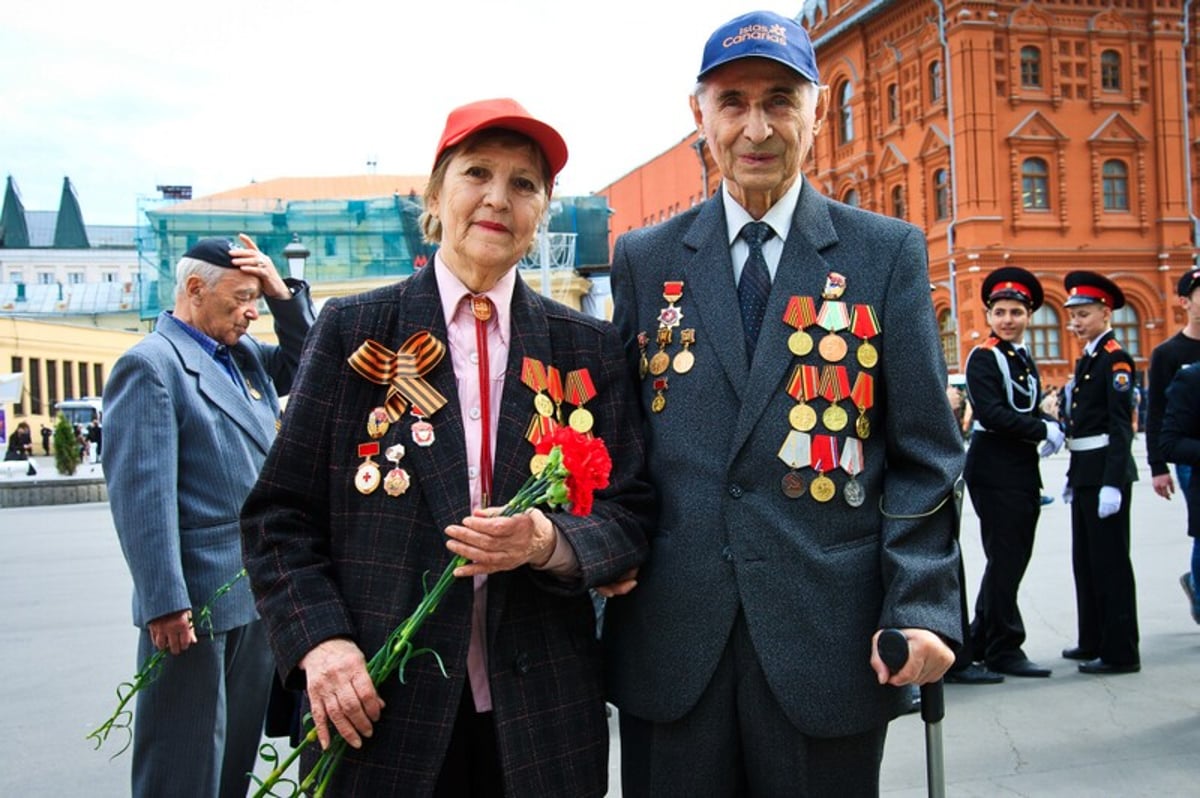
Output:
[981, 266, 1043, 311]
[433, 98, 568, 184]
[1177, 268, 1200, 297]
[183, 238, 239, 269]
[1064, 270, 1125, 309]
[698, 10, 820, 84]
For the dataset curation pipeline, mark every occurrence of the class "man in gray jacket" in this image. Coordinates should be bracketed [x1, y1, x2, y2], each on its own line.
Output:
[604, 11, 963, 796]
[103, 235, 314, 798]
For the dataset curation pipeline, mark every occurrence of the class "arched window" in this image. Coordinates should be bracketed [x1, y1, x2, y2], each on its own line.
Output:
[1103, 160, 1129, 211]
[933, 169, 949, 220]
[1029, 305, 1062, 361]
[887, 83, 899, 123]
[1112, 305, 1141, 357]
[842, 188, 859, 207]
[891, 185, 906, 219]
[1101, 50, 1122, 91]
[939, 309, 958, 369]
[929, 61, 943, 102]
[837, 80, 854, 144]
[1020, 46, 1042, 88]
[1021, 158, 1050, 210]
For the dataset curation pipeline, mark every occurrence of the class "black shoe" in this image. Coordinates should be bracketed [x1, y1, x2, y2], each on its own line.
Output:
[944, 663, 1005, 684]
[1078, 658, 1140, 675]
[1061, 646, 1097, 661]
[989, 656, 1052, 678]
[1180, 573, 1200, 625]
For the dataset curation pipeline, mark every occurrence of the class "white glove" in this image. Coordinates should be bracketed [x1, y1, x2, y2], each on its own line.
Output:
[1039, 422, 1066, 457]
[1063, 484, 1073, 504]
[1098, 486, 1122, 518]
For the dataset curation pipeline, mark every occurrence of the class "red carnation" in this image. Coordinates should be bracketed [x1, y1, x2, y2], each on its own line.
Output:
[535, 426, 612, 516]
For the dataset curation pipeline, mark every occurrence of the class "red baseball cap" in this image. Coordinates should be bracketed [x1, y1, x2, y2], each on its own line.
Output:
[433, 98, 568, 184]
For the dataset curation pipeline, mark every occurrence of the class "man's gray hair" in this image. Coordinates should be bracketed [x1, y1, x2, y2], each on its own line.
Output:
[174, 257, 227, 296]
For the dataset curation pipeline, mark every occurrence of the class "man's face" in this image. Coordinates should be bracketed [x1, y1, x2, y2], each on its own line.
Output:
[187, 269, 262, 346]
[986, 299, 1032, 343]
[1067, 303, 1111, 341]
[690, 58, 828, 214]
[1180, 287, 1200, 326]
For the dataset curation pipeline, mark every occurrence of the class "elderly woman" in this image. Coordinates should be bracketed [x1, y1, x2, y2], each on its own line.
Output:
[241, 98, 652, 797]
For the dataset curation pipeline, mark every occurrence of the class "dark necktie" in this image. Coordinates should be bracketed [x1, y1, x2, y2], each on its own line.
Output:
[737, 221, 774, 360]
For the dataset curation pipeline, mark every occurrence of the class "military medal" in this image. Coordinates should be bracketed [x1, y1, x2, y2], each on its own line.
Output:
[355, 442, 382, 495]
[649, 328, 672, 376]
[637, 332, 650, 379]
[383, 443, 410, 497]
[850, 371, 875, 439]
[783, 296, 818, 357]
[410, 405, 435, 447]
[840, 437, 865, 508]
[819, 365, 851, 432]
[366, 406, 390, 439]
[786, 364, 820, 432]
[810, 437, 838, 503]
[651, 377, 669, 413]
[823, 272, 847, 300]
[777, 430, 812, 499]
[546, 366, 565, 424]
[815, 300, 850, 362]
[850, 304, 882, 369]
[530, 453, 551, 475]
[244, 378, 263, 401]
[565, 368, 598, 434]
[658, 281, 685, 330]
[521, 357, 555, 418]
[673, 329, 696, 374]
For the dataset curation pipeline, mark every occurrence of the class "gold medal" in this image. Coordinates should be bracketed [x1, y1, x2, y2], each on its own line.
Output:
[789, 403, 818, 432]
[534, 393, 555, 418]
[569, 407, 594, 434]
[651, 394, 666, 413]
[673, 349, 695, 374]
[818, 333, 847, 362]
[383, 467, 410, 497]
[649, 351, 670, 376]
[530, 453, 550, 475]
[810, 474, 836, 502]
[823, 403, 848, 432]
[637, 332, 650, 379]
[355, 442, 382, 495]
[856, 413, 870, 439]
[857, 341, 878, 368]
[788, 330, 814, 357]
[781, 471, 806, 499]
[366, 407, 390, 439]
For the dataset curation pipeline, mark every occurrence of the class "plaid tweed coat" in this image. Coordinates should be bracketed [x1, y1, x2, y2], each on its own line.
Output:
[241, 264, 653, 796]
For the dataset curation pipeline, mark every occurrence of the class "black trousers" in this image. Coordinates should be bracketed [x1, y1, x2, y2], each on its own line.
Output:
[433, 684, 504, 798]
[968, 483, 1041, 665]
[1070, 484, 1140, 665]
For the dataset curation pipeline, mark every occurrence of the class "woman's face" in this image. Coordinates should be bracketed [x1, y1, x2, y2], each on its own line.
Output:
[428, 139, 548, 277]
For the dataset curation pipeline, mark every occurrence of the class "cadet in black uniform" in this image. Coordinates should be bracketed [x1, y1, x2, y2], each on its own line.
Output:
[1061, 271, 1140, 674]
[963, 268, 1063, 678]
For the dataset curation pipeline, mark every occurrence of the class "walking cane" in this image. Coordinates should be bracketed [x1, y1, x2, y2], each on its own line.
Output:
[879, 628, 945, 798]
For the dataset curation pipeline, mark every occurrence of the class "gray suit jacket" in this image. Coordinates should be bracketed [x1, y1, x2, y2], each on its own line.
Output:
[605, 180, 964, 737]
[104, 284, 314, 632]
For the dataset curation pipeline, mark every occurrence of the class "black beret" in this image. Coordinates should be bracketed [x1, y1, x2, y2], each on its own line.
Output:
[183, 238, 238, 269]
[981, 266, 1043, 311]
[1177, 268, 1200, 297]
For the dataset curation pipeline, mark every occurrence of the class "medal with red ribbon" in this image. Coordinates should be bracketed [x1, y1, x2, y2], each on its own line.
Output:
[785, 364, 820, 431]
[565, 368, 598, 434]
[650, 327, 672, 376]
[818, 365, 851, 432]
[355, 442, 382, 495]
[521, 357, 554, 417]
[658, 281, 684, 330]
[637, 331, 650, 379]
[810, 436, 838, 502]
[410, 404, 435, 447]
[674, 329, 696, 374]
[777, 430, 812, 499]
[850, 304, 882, 368]
[850, 371, 875, 439]
[840, 437, 865, 507]
[546, 365, 565, 424]
[783, 296, 818, 357]
[815, 300, 849, 362]
[651, 376, 669, 413]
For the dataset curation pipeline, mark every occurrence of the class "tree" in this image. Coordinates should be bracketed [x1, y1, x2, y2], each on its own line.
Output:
[53, 413, 81, 476]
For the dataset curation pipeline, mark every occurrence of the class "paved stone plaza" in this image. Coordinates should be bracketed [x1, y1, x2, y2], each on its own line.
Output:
[1, 439, 1197, 796]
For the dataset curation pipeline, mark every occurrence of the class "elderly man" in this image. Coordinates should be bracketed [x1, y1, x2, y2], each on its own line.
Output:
[604, 10, 963, 796]
[103, 235, 314, 798]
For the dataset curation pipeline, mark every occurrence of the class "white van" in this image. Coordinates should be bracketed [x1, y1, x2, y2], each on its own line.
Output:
[55, 397, 103, 427]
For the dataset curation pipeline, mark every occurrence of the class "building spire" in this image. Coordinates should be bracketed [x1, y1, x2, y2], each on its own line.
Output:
[0, 175, 30, 248]
[53, 176, 89, 248]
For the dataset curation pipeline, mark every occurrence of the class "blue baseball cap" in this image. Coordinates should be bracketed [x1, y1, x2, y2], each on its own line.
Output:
[697, 11, 820, 84]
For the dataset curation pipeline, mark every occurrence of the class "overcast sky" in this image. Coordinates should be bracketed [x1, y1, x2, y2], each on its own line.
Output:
[1, 1, 799, 226]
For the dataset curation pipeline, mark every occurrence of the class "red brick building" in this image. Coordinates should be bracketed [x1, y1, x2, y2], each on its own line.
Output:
[598, 1, 1200, 388]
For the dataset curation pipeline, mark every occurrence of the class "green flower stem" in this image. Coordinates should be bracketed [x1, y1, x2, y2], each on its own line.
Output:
[253, 455, 568, 798]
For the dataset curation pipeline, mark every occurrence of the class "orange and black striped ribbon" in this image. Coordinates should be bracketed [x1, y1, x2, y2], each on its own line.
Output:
[347, 331, 448, 422]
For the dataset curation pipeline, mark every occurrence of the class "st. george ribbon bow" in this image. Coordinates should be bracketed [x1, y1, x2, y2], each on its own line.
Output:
[348, 331, 449, 421]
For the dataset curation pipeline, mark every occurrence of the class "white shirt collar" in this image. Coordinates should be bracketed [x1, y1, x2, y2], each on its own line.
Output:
[721, 177, 803, 246]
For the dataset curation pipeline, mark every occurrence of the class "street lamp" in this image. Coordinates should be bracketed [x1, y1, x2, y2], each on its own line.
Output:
[282, 233, 310, 282]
